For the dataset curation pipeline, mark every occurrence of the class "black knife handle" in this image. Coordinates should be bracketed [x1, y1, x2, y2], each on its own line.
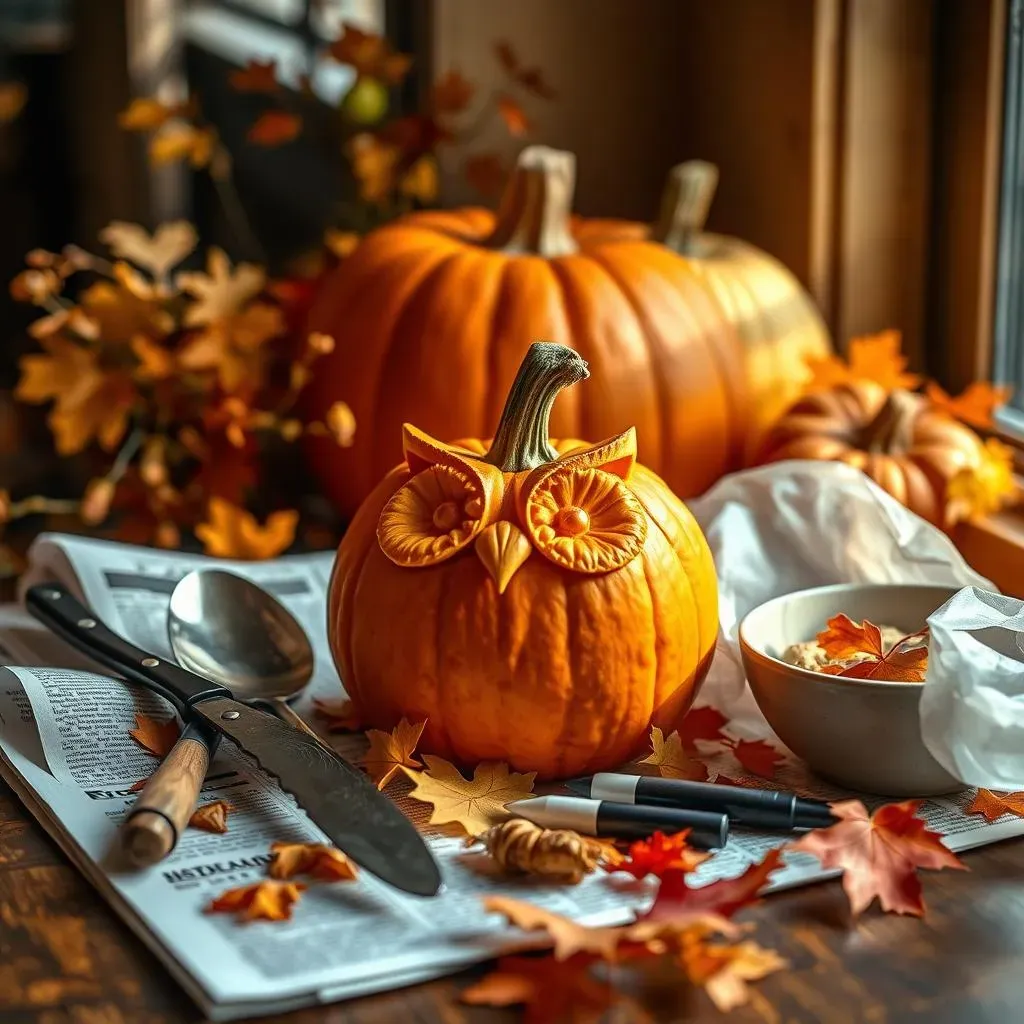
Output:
[25, 583, 229, 712]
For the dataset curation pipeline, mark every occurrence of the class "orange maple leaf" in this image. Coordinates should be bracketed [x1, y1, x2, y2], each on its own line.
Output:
[195, 498, 297, 560]
[730, 739, 784, 779]
[965, 789, 1024, 822]
[463, 152, 507, 199]
[789, 799, 965, 916]
[679, 932, 788, 1013]
[497, 94, 530, 136]
[678, 706, 729, 751]
[229, 59, 279, 93]
[925, 381, 1012, 431]
[432, 69, 475, 114]
[312, 697, 363, 732]
[247, 110, 302, 147]
[328, 23, 412, 84]
[604, 830, 710, 880]
[836, 642, 929, 683]
[637, 726, 708, 781]
[206, 880, 305, 921]
[129, 712, 180, 756]
[189, 800, 232, 834]
[807, 330, 921, 392]
[816, 613, 884, 661]
[268, 842, 358, 882]
[362, 718, 425, 789]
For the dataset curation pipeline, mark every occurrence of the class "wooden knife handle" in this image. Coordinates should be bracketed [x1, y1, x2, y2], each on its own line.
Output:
[122, 719, 215, 867]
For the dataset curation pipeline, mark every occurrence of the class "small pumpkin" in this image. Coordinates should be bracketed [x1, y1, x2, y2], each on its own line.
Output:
[327, 342, 718, 780]
[303, 145, 750, 519]
[754, 381, 985, 527]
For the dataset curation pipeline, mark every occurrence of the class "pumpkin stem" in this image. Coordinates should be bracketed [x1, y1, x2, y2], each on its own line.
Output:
[482, 342, 590, 472]
[486, 146, 579, 257]
[651, 160, 719, 254]
[862, 388, 922, 454]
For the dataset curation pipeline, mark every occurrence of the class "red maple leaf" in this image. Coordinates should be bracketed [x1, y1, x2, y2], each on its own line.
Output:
[678, 706, 729, 751]
[731, 739, 784, 779]
[604, 830, 710, 881]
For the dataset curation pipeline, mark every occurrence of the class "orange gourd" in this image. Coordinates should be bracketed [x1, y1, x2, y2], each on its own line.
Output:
[754, 381, 985, 527]
[327, 342, 719, 780]
[303, 146, 749, 519]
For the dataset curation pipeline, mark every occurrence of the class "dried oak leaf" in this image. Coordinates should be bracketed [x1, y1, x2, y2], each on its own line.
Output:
[731, 739, 784, 779]
[947, 438, 1019, 521]
[176, 247, 266, 325]
[606, 830, 710, 880]
[229, 59, 280, 93]
[680, 932, 787, 1013]
[129, 712, 180, 756]
[312, 697, 363, 732]
[497, 94, 530, 136]
[482, 896, 628, 961]
[269, 842, 358, 881]
[189, 800, 232, 834]
[679, 706, 729, 751]
[925, 381, 1012, 432]
[432, 69, 475, 114]
[807, 330, 921, 392]
[328, 23, 412, 84]
[965, 789, 1024, 822]
[402, 755, 536, 837]
[789, 799, 965, 916]
[99, 221, 197, 280]
[207, 880, 305, 921]
[247, 110, 302, 147]
[637, 726, 708, 781]
[461, 954, 615, 1024]
[362, 718, 425, 789]
[195, 498, 297, 560]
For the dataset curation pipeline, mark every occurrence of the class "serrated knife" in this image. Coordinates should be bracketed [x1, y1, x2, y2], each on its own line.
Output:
[25, 582, 442, 897]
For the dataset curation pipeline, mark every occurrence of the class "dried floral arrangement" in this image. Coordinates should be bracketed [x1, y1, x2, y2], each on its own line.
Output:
[6, 222, 354, 558]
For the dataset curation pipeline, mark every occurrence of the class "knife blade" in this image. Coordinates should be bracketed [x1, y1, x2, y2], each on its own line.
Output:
[25, 582, 442, 897]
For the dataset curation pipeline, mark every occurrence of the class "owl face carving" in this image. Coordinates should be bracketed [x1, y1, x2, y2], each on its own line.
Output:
[376, 423, 648, 592]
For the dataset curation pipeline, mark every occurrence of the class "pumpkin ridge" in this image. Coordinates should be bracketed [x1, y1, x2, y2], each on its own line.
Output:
[554, 573, 584, 778]
[432, 556, 459, 758]
[639, 551, 665, 751]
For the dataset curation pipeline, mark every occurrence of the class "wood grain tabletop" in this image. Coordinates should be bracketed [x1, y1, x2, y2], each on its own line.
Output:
[2, 778, 1022, 1024]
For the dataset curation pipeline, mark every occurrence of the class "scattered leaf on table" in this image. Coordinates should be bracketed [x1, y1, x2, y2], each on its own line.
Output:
[497, 94, 530, 136]
[229, 59, 279, 93]
[362, 718, 425, 789]
[189, 800, 231, 834]
[268, 841, 358, 881]
[461, 954, 615, 1024]
[731, 739, 784, 779]
[312, 697, 363, 732]
[816, 613, 884, 661]
[432, 69, 475, 114]
[402, 755, 536, 837]
[965, 789, 1024, 822]
[640, 848, 785, 924]
[806, 330, 921, 392]
[925, 381, 1012, 431]
[99, 220, 198, 279]
[206, 880, 305, 921]
[678, 706, 729, 751]
[195, 498, 297, 560]
[129, 713, 180, 756]
[605, 830, 710, 880]
[247, 110, 302, 146]
[637, 726, 708, 781]
[680, 932, 788, 1013]
[789, 799, 965, 916]
[482, 897, 627, 961]
[947, 438, 1019, 521]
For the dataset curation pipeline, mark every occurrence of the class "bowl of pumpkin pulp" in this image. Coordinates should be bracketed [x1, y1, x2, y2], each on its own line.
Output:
[739, 582, 963, 797]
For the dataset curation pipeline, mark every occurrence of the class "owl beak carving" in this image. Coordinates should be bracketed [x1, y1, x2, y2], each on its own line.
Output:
[474, 521, 532, 594]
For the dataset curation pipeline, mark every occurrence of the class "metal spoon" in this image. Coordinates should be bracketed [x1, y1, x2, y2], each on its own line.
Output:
[167, 568, 318, 738]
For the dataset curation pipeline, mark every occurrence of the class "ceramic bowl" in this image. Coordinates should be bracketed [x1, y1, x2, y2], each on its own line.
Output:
[738, 582, 964, 797]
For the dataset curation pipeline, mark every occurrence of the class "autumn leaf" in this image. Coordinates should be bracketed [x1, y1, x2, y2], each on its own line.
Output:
[640, 848, 786, 924]
[807, 330, 921, 392]
[402, 755, 536, 836]
[268, 841, 358, 882]
[148, 123, 216, 169]
[195, 498, 298, 560]
[99, 221, 197, 280]
[206, 880, 305, 921]
[312, 696, 363, 732]
[730, 739, 784, 779]
[836, 642, 929, 683]
[328, 23, 412, 84]
[177, 247, 265, 326]
[816, 615, 930, 682]
[324, 230, 360, 258]
[965, 789, 1024, 822]
[678, 706, 729, 751]
[189, 800, 232, 834]
[432, 69, 475, 114]
[947, 438, 1019, 521]
[461, 954, 615, 1024]
[926, 381, 1012, 431]
[464, 152, 507, 199]
[493, 41, 557, 100]
[129, 712, 180, 756]
[680, 933, 787, 1013]
[229, 59, 279, 93]
[483, 896, 629, 961]
[119, 97, 179, 130]
[497, 94, 530, 136]
[348, 133, 399, 204]
[637, 726, 708, 781]
[399, 155, 439, 203]
[247, 110, 302, 147]
[816, 613, 884, 661]
[789, 799, 965, 916]
[362, 718, 425, 789]
[0, 81, 27, 122]
[605, 830, 710, 880]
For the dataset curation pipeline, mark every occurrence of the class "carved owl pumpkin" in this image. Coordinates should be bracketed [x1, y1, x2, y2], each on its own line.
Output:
[327, 342, 719, 780]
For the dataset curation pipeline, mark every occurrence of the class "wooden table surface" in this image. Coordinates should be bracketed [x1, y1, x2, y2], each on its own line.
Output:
[2, 777, 1023, 1024]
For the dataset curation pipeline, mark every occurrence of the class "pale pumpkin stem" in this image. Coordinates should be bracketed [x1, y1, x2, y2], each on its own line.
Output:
[485, 146, 579, 257]
[482, 342, 590, 472]
[862, 388, 922, 455]
[650, 160, 719, 254]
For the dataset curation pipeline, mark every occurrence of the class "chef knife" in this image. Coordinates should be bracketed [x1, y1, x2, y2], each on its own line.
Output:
[25, 582, 442, 898]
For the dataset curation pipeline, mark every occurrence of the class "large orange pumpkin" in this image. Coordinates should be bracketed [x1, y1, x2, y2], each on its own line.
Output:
[304, 145, 749, 519]
[754, 381, 986, 527]
[327, 342, 718, 780]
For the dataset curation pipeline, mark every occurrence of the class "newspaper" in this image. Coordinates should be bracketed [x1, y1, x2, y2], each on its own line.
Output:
[2, 533, 1024, 1020]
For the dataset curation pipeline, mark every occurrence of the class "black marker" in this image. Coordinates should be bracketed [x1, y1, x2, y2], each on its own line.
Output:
[565, 774, 836, 831]
[505, 795, 728, 849]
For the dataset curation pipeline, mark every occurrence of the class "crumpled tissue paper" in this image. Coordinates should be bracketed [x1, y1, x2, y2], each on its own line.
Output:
[686, 461, 995, 782]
